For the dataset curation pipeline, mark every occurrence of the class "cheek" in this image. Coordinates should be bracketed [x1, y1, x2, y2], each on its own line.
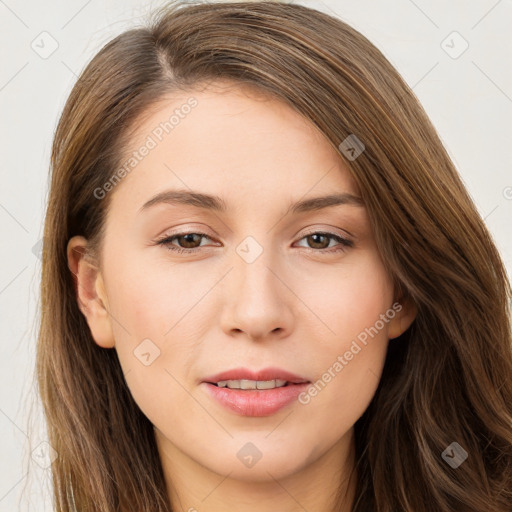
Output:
[295, 252, 393, 415]
[105, 247, 212, 342]
[296, 250, 393, 346]
[102, 251, 212, 416]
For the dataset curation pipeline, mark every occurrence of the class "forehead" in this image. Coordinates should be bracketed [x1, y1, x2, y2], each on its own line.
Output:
[110, 80, 360, 213]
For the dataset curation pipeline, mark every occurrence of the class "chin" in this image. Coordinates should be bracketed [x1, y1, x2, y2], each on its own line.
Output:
[200, 439, 318, 483]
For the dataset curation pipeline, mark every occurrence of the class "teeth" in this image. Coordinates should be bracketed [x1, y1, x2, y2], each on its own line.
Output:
[257, 379, 287, 389]
[216, 379, 288, 390]
[240, 379, 257, 390]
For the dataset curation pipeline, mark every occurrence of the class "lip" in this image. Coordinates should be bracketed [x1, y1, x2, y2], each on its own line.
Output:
[201, 367, 311, 417]
[202, 367, 309, 385]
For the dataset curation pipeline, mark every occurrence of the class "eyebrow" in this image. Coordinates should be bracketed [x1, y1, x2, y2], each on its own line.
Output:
[139, 189, 364, 214]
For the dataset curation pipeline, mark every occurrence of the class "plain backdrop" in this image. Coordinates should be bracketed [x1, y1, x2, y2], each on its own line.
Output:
[0, 0, 511, 510]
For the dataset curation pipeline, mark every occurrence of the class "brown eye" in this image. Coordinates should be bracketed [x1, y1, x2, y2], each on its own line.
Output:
[306, 233, 331, 249]
[174, 233, 204, 249]
[295, 231, 354, 253]
[156, 232, 213, 253]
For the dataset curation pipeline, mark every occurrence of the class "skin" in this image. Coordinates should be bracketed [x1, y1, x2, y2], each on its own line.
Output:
[68, 80, 416, 512]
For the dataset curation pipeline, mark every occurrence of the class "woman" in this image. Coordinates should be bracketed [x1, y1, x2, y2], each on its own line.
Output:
[37, 1, 512, 510]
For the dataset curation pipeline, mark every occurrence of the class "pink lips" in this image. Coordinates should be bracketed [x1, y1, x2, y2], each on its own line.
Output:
[203, 367, 309, 385]
[201, 367, 310, 417]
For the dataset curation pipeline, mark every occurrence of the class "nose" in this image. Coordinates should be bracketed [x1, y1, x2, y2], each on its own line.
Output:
[219, 247, 294, 342]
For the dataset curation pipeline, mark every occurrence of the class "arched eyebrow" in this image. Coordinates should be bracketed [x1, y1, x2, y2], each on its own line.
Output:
[138, 189, 364, 214]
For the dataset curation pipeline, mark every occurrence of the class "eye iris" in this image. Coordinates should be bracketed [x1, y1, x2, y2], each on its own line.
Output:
[308, 234, 329, 249]
[178, 233, 202, 248]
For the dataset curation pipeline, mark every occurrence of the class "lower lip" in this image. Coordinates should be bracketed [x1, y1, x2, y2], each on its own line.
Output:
[202, 382, 310, 417]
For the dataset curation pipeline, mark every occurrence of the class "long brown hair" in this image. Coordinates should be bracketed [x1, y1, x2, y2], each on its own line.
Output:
[36, 1, 512, 510]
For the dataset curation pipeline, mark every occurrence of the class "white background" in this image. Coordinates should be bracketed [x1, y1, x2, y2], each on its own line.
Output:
[0, 0, 511, 510]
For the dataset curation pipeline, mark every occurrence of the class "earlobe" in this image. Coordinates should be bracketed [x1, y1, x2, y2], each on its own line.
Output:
[387, 298, 417, 340]
[67, 236, 115, 349]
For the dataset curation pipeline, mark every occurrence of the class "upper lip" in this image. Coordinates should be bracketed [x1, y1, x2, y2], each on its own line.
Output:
[203, 367, 310, 384]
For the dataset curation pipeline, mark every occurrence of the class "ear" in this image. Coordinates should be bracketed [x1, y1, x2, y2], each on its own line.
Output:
[67, 236, 115, 348]
[387, 295, 417, 340]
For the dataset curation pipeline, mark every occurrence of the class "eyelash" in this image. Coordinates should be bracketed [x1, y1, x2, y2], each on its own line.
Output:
[155, 230, 353, 254]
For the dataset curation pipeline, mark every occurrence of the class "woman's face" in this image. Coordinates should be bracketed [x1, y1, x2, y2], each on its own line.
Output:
[69, 81, 413, 484]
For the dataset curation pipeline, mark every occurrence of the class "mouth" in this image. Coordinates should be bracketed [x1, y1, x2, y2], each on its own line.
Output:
[201, 367, 311, 417]
[202, 366, 310, 386]
[209, 379, 303, 390]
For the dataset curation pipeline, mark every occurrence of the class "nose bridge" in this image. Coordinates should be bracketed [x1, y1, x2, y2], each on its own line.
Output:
[220, 234, 292, 339]
[233, 234, 283, 305]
